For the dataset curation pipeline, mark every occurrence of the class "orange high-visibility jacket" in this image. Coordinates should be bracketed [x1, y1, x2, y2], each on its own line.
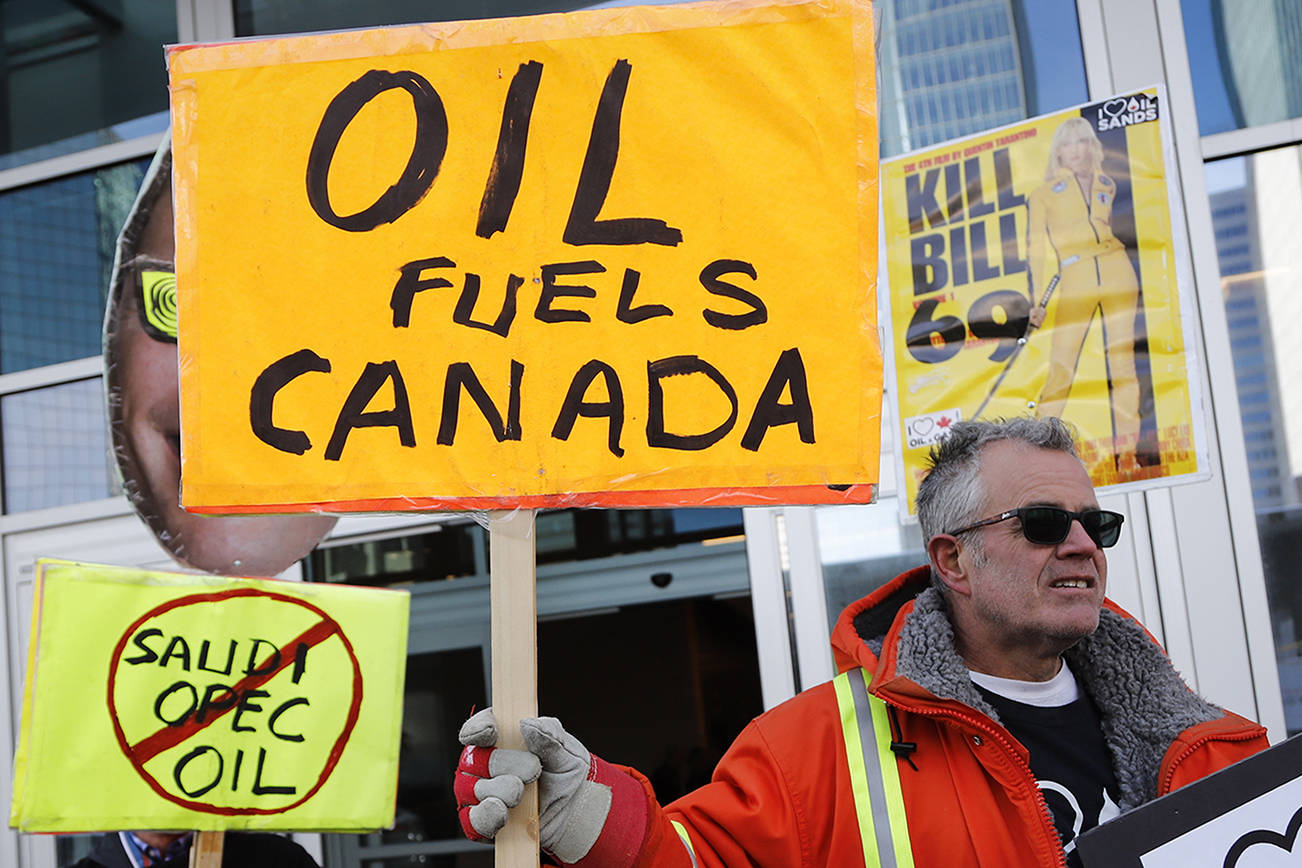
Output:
[628, 566, 1268, 868]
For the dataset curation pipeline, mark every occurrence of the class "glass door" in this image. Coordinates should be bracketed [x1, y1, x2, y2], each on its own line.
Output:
[313, 510, 762, 868]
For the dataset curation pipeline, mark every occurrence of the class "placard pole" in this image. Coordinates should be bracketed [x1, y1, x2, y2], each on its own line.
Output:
[189, 830, 224, 868]
[490, 508, 540, 868]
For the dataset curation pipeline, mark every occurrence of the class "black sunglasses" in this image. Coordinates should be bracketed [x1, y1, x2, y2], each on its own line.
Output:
[948, 506, 1125, 548]
[124, 258, 178, 344]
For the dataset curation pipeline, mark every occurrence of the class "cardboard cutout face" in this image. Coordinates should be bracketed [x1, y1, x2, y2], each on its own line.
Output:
[105, 140, 336, 576]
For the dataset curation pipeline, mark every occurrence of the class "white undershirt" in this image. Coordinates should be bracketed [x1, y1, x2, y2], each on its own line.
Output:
[969, 660, 1081, 707]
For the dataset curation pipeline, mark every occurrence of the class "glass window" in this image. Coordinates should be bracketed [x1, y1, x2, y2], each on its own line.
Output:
[55, 835, 96, 866]
[535, 508, 742, 564]
[0, 157, 148, 372]
[1181, 0, 1302, 136]
[338, 599, 764, 867]
[306, 509, 745, 586]
[2, 377, 116, 512]
[878, 0, 1087, 158]
[234, 0, 595, 36]
[816, 497, 926, 626]
[1205, 146, 1302, 734]
[0, 0, 174, 169]
[356, 647, 490, 858]
[316, 513, 759, 867]
[234, 0, 1083, 160]
[308, 524, 483, 585]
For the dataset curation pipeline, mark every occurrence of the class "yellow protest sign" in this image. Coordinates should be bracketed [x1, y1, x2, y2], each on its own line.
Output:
[168, 0, 880, 514]
[10, 559, 409, 832]
[882, 87, 1205, 514]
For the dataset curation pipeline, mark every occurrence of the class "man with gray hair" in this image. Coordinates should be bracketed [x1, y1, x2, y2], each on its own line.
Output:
[454, 417, 1266, 867]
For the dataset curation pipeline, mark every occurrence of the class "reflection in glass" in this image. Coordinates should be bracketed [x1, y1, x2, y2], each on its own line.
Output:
[55, 835, 95, 866]
[362, 857, 491, 868]
[233, 0, 1085, 161]
[877, 0, 1087, 158]
[536, 508, 742, 564]
[1206, 146, 1302, 732]
[0, 158, 148, 372]
[538, 596, 762, 803]
[306, 509, 745, 587]
[327, 555, 760, 863]
[1258, 511, 1302, 735]
[1181, 0, 1302, 136]
[308, 524, 482, 586]
[816, 499, 926, 626]
[359, 648, 488, 849]
[2, 378, 115, 512]
[0, 0, 174, 169]
[235, 0, 591, 36]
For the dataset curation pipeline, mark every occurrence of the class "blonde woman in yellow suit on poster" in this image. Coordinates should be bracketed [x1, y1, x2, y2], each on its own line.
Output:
[1027, 116, 1142, 475]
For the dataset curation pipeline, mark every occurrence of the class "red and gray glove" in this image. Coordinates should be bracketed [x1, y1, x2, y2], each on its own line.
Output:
[456, 708, 649, 867]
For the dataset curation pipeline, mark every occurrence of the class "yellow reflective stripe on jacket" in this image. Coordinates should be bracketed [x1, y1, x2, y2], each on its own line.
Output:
[670, 819, 698, 868]
[833, 667, 914, 868]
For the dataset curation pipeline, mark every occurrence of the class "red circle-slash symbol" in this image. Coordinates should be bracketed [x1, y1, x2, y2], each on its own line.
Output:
[106, 588, 362, 815]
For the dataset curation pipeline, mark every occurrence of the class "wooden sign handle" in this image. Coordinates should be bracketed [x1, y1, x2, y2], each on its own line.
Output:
[189, 830, 224, 868]
[490, 509, 540, 868]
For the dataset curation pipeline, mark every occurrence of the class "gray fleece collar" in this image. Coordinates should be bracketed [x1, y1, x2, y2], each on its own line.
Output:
[877, 587, 1223, 810]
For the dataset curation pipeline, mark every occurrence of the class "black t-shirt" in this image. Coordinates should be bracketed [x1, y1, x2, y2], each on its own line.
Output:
[976, 685, 1120, 866]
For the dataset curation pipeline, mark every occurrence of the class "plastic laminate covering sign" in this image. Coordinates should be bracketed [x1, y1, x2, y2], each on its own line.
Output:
[9, 559, 409, 832]
[167, 0, 881, 514]
[881, 86, 1205, 516]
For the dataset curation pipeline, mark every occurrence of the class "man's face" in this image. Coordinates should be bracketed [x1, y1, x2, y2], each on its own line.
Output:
[950, 441, 1108, 670]
[108, 182, 336, 576]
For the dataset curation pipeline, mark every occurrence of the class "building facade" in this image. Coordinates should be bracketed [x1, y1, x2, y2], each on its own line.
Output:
[0, 0, 1298, 866]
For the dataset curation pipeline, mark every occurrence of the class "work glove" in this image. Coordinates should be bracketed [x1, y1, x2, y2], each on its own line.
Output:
[456, 707, 649, 867]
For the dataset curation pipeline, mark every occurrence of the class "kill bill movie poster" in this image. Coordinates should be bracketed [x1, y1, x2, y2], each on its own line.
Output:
[882, 86, 1206, 515]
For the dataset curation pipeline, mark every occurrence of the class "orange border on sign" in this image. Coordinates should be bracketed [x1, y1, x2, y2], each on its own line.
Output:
[183, 482, 877, 514]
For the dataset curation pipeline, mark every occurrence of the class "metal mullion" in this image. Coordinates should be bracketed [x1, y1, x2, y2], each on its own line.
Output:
[0, 357, 102, 397]
[0, 496, 131, 536]
[1202, 118, 1302, 161]
[178, 0, 236, 43]
[782, 506, 833, 689]
[0, 133, 161, 194]
[1074, 0, 1113, 100]
[0, 362, 107, 525]
[742, 507, 797, 710]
